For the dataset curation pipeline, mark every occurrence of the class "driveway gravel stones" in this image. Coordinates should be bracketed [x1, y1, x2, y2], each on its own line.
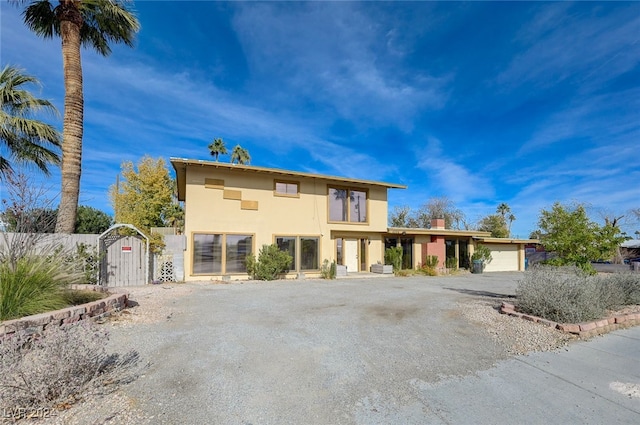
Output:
[40, 273, 596, 424]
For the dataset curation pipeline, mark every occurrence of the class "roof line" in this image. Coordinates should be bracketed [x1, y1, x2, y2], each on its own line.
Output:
[170, 157, 407, 189]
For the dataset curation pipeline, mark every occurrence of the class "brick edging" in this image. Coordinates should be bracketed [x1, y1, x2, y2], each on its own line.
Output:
[0, 290, 129, 337]
[500, 302, 640, 338]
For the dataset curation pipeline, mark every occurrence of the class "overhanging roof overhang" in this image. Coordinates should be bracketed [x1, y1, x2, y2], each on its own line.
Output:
[171, 157, 407, 201]
[387, 227, 492, 238]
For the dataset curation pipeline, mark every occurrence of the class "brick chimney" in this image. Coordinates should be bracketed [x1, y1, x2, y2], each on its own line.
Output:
[431, 218, 445, 230]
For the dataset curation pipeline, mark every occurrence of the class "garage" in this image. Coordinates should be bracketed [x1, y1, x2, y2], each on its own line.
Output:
[481, 243, 521, 272]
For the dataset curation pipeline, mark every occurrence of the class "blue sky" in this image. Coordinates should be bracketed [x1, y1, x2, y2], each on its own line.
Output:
[1, 1, 639, 238]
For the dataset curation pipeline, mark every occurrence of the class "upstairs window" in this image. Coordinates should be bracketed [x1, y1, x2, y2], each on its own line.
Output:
[328, 187, 368, 223]
[275, 181, 299, 197]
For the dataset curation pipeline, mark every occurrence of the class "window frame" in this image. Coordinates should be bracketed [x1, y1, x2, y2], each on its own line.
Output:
[327, 185, 369, 224]
[274, 180, 300, 198]
[273, 234, 321, 272]
[191, 232, 254, 276]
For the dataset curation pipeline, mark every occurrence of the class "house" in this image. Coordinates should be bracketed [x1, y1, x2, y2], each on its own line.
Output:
[171, 158, 532, 280]
[171, 158, 405, 280]
[385, 220, 532, 272]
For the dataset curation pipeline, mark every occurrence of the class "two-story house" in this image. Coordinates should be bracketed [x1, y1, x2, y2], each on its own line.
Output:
[171, 158, 406, 280]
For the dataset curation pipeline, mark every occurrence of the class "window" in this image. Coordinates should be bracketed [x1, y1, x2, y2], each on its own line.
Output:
[300, 237, 319, 270]
[275, 181, 299, 197]
[328, 187, 367, 223]
[193, 234, 222, 274]
[192, 233, 253, 275]
[276, 236, 296, 270]
[226, 235, 253, 273]
[274, 235, 320, 271]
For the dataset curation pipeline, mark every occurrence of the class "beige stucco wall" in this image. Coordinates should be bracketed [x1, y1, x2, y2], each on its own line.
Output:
[183, 166, 390, 280]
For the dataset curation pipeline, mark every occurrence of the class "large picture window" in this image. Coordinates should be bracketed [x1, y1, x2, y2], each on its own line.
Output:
[328, 187, 367, 223]
[274, 235, 320, 271]
[276, 236, 296, 270]
[192, 233, 253, 275]
[193, 234, 222, 274]
[300, 237, 319, 270]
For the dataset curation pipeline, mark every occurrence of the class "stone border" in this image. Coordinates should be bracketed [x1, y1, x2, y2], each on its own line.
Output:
[500, 302, 640, 338]
[0, 289, 129, 337]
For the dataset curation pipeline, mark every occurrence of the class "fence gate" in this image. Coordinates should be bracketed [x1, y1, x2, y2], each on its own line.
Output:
[98, 224, 150, 287]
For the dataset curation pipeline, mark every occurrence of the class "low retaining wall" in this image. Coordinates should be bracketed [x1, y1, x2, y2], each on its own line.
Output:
[500, 302, 640, 338]
[0, 290, 129, 337]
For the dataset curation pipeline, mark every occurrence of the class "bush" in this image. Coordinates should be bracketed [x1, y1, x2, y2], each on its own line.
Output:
[516, 266, 638, 323]
[0, 254, 84, 321]
[446, 257, 457, 270]
[385, 246, 403, 273]
[417, 255, 439, 276]
[471, 244, 492, 264]
[245, 244, 293, 281]
[0, 322, 141, 411]
[320, 259, 337, 279]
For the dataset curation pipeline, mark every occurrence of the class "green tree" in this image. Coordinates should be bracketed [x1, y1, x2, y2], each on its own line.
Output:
[208, 137, 227, 162]
[536, 202, 627, 270]
[507, 213, 516, 236]
[74, 205, 112, 234]
[0, 65, 60, 179]
[109, 156, 177, 250]
[230, 145, 251, 165]
[496, 202, 511, 218]
[477, 214, 509, 238]
[15, 0, 140, 233]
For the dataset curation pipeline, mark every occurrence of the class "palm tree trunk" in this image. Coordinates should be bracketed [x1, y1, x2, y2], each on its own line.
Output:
[55, 16, 84, 233]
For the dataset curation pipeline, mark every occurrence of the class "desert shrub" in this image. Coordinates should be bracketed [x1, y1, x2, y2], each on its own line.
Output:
[320, 259, 337, 279]
[417, 255, 439, 276]
[516, 265, 620, 323]
[0, 322, 141, 411]
[0, 254, 84, 321]
[599, 272, 640, 305]
[385, 247, 403, 273]
[446, 257, 458, 270]
[62, 289, 106, 306]
[540, 257, 596, 275]
[245, 244, 293, 281]
[471, 244, 492, 264]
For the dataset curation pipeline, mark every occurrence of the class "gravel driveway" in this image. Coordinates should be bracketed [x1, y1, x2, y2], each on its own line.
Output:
[47, 272, 575, 424]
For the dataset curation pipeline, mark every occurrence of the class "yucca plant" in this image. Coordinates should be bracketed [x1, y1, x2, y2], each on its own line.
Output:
[0, 253, 83, 321]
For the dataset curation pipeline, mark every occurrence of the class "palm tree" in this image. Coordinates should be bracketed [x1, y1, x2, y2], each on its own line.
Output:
[15, 0, 140, 233]
[496, 203, 511, 218]
[0, 65, 61, 179]
[208, 138, 227, 161]
[507, 213, 516, 236]
[230, 145, 251, 165]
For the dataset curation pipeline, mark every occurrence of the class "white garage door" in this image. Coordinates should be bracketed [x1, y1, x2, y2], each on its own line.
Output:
[483, 244, 520, 272]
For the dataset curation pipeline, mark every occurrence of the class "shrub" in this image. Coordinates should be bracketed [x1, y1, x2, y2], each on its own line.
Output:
[0, 322, 141, 411]
[417, 255, 439, 276]
[0, 254, 84, 321]
[320, 259, 337, 279]
[516, 265, 631, 323]
[471, 244, 492, 264]
[446, 257, 457, 270]
[245, 244, 293, 281]
[599, 272, 640, 305]
[385, 246, 403, 273]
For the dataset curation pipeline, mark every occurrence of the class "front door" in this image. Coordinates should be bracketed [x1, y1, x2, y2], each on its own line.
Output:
[344, 239, 359, 272]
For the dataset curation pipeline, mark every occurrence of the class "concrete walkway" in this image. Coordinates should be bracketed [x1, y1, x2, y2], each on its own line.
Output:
[390, 326, 640, 424]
